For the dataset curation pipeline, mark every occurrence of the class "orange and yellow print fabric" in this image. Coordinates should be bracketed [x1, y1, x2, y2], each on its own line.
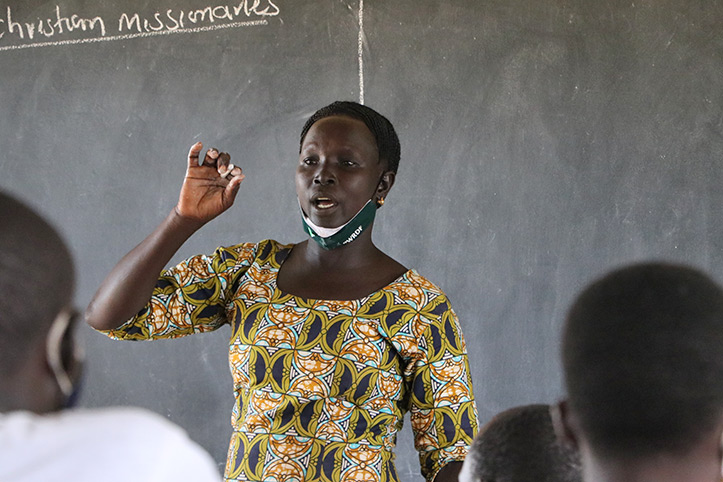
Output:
[102, 240, 478, 482]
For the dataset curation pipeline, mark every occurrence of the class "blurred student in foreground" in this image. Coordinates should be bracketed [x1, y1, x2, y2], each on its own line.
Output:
[553, 262, 723, 482]
[0, 191, 221, 482]
[459, 403, 581, 482]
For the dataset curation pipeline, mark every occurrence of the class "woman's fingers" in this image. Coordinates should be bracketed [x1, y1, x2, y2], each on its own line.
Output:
[178, 142, 244, 221]
[186, 142, 216, 169]
[202, 147, 220, 167]
[187, 142, 203, 168]
[224, 170, 246, 206]
[216, 151, 231, 176]
[186, 142, 239, 183]
[228, 166, 244, 183]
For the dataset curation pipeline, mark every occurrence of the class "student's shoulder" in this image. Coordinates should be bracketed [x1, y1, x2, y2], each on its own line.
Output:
[71, 407, 221, 479]
[0, 408, 220, 481]
[60, 406, 190, 439]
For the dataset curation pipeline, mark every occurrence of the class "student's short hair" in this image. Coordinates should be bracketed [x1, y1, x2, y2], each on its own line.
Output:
[562, 262, 723, 458]
[0, 192, 74, 374]
[465, 404, 581, 482]
[299, 101, 401, 174]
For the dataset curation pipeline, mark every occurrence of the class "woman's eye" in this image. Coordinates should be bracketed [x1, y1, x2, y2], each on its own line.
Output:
[341, 160, 356, 167]
[302, 157, 316, 165]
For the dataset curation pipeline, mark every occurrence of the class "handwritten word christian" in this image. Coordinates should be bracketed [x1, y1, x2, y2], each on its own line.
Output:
[0, 1, 278, 46]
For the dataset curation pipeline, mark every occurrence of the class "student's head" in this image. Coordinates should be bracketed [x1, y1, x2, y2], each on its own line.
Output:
[299, 101, 401, 174]
[0, 192, 81, 413]
[557, 263, 723, 472]
[459, 404, 582, 482]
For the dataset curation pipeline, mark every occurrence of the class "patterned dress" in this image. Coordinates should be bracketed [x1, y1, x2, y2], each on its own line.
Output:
[102, 240, 478, 482]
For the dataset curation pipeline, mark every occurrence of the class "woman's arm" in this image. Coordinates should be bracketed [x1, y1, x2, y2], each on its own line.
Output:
[85, 142, 244, 330]
[405, 290, 479, 482]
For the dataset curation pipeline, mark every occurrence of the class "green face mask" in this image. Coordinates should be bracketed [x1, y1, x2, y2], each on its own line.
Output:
[301, 199, 377, 250]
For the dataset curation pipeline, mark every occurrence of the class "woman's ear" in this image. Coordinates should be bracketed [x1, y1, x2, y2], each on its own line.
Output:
[550, 400, 580, 449]
[376, 171, 396, 198]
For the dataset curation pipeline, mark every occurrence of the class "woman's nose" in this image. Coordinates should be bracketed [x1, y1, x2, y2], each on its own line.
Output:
[313, 163, 336, 185]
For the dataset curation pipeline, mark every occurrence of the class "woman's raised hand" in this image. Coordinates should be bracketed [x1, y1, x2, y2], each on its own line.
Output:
[176, 141, 245, 224]
[86, 141, 244, 331]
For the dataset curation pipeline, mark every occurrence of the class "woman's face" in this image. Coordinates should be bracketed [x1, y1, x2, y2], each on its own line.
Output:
[297, 115, 386, 228]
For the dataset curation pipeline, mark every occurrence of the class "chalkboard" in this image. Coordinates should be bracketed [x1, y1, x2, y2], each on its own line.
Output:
[2, 0, 723, 480]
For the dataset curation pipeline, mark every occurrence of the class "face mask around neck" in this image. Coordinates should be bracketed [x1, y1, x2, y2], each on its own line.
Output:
[300, 199, 377, 250]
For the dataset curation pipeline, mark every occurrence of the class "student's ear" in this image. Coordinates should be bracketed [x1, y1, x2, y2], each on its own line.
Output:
[550, 400, 580, 449]
[45, 309, 84, 408]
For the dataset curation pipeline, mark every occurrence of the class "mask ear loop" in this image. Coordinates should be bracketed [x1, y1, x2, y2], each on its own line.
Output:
[45, 308, 80, 398]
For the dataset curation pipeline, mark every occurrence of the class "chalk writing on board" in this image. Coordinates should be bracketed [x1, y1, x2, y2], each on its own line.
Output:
[0, 1, 279, 51]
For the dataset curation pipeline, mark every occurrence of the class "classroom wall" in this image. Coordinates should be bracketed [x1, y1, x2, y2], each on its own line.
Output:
[2, 0, 723, 479]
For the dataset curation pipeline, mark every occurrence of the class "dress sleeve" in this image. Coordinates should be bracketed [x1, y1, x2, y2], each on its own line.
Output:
[406, 293, 479, 482]
[100, 243, 258, 340]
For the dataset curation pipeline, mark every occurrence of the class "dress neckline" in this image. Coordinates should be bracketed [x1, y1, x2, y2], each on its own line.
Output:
[271, 243, 415, 304]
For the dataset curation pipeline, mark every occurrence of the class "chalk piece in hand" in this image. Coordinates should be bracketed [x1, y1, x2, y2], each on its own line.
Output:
[219, 163, 235, 179]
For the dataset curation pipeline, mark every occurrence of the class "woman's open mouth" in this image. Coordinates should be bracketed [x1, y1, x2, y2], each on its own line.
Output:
[313, 197, 337, 209]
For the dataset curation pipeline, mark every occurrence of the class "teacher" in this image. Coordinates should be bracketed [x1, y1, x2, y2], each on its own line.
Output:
[86, 101, 478, 482]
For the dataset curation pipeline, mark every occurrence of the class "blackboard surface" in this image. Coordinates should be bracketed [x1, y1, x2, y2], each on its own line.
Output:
[2, 1, 723, 480]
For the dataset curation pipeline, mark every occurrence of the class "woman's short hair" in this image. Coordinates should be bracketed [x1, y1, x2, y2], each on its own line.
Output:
[562, 262, 723, 458]
[299, 101, 401, 174]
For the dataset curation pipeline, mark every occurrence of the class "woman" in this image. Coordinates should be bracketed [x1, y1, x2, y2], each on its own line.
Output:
[86, 101, 478, 482]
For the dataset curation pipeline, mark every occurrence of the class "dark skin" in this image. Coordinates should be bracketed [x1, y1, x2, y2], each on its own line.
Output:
[1, 309, 78, 414]
[277, 116, 406, 299]
[552, 400, 723, 482]
[1, 197, 80, 415]
[85, 115, 462, 481]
